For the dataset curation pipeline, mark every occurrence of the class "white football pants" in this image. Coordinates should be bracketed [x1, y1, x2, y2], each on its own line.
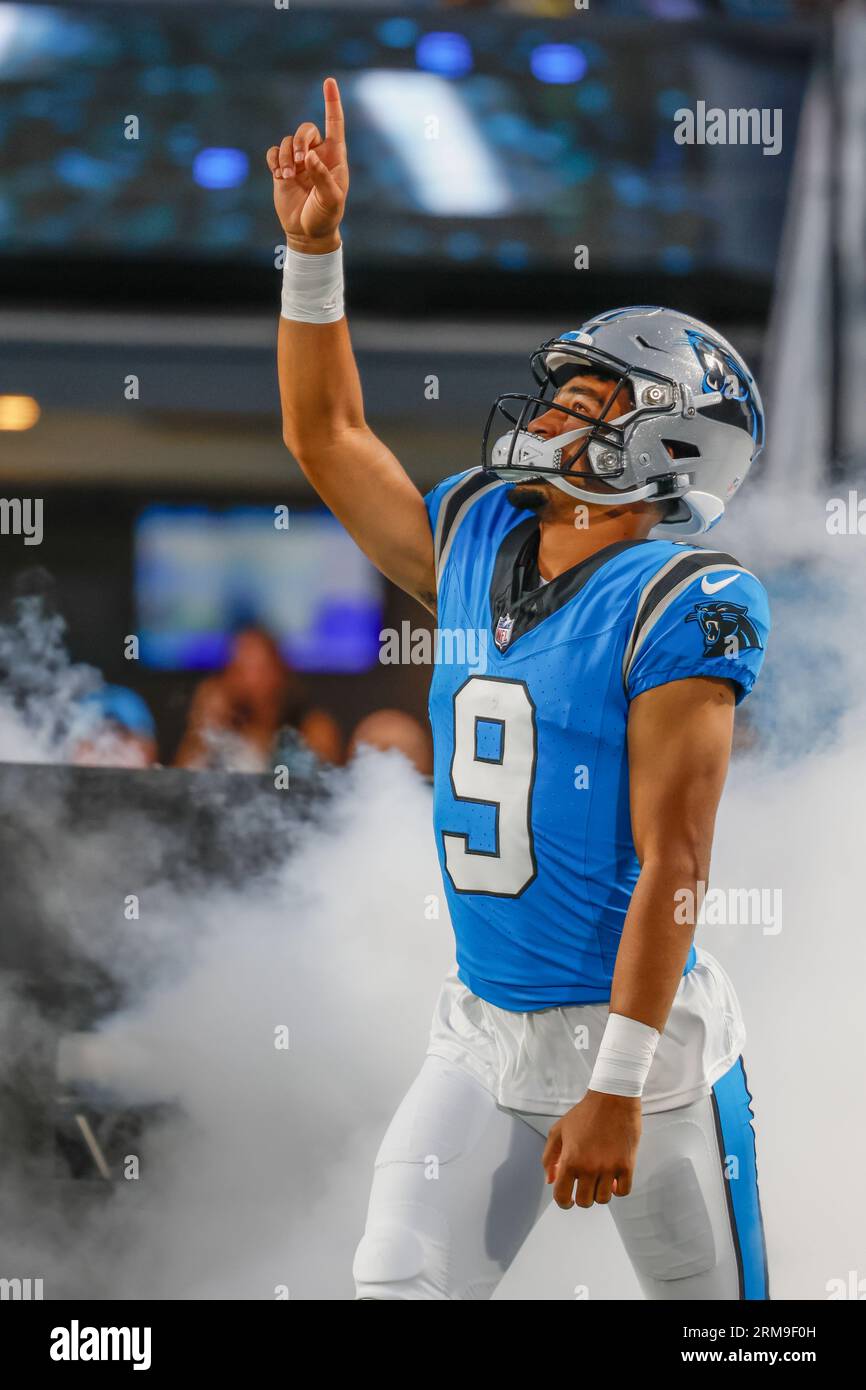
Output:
[353, 1053, 769, 1301]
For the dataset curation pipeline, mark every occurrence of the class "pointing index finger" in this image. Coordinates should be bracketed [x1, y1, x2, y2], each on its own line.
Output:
[323, 76, 345, 145]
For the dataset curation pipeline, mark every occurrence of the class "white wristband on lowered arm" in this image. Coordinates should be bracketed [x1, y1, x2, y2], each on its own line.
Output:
[280, 244, 344, 324]
[588, 1013, 660, 1098]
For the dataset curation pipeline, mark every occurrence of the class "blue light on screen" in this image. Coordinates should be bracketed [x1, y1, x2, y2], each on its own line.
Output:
[192, 147, 249, 190]
[564, 149, 598, 182]
[54, 149, 115, 191]
[445, 230, 482, 261]
[376, 18, 418, 49]
[611, 169, 651, 208]
[141, 67, 174, 97]
[184, 65, 218, 96]
[657, 87, 691, 118]
[660, 245, 695, 274]
[575, 81, 612, 114]
[530, 44, 588, 85]
[336, 38, 375, 67]
[416, 32, 474, 79]
[20, 88, 57, 118]
[495, 240, 530, 270]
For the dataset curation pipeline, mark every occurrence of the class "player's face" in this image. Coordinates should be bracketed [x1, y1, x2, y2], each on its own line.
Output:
[508, 372, 634, 516]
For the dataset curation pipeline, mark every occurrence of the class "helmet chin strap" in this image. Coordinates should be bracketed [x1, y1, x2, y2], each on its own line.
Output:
[548, 474, 662, 507]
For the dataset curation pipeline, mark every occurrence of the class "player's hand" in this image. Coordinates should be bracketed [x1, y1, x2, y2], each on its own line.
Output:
[542, 1091, 641, 1209]
[265, 76, 348, 252]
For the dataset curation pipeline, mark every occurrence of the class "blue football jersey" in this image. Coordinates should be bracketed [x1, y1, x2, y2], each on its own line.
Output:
[424, 468, 770, 1011]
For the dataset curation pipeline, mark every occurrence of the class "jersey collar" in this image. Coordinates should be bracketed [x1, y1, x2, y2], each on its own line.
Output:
[489, 519, 648, 653]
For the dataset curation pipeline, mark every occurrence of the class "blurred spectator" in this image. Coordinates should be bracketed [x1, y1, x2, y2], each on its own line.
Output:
[348, 708, 433, 776]
[175, 626, 342, 771]
[71, 684, 159, 768]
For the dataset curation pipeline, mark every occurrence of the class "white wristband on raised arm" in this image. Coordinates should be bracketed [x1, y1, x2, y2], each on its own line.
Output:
[280, 244, 344, 324]
[588, 1013, 660, 1099]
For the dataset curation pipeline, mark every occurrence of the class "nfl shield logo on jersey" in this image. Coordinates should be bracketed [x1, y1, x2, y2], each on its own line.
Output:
[495, 611, 515, 651]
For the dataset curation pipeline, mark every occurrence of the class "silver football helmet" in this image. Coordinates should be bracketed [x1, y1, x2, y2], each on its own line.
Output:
[482, 306, 764, 536]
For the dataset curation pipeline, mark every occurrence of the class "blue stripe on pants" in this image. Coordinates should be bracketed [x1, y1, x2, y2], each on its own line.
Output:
[711, 1056, 770, 1300]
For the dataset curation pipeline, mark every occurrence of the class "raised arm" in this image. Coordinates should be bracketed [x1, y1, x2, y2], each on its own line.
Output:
[266, 78, 436, 613]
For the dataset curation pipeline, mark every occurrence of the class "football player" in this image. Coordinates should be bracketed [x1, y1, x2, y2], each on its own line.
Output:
[267, 79, 770, 1301]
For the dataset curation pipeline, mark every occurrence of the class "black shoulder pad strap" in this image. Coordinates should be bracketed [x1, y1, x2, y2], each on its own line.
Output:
[433, 470, 504, 578]
[622, 549, 753, 688]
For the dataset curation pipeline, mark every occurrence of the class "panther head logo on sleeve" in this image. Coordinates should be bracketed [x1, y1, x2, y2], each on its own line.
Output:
[685, 601, 763, 658]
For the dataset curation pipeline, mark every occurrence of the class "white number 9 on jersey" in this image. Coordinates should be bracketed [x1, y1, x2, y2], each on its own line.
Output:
[442, 676, 537, 896]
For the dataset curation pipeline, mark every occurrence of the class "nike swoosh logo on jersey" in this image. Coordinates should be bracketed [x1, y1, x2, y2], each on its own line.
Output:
[701, 573, 740, 594]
